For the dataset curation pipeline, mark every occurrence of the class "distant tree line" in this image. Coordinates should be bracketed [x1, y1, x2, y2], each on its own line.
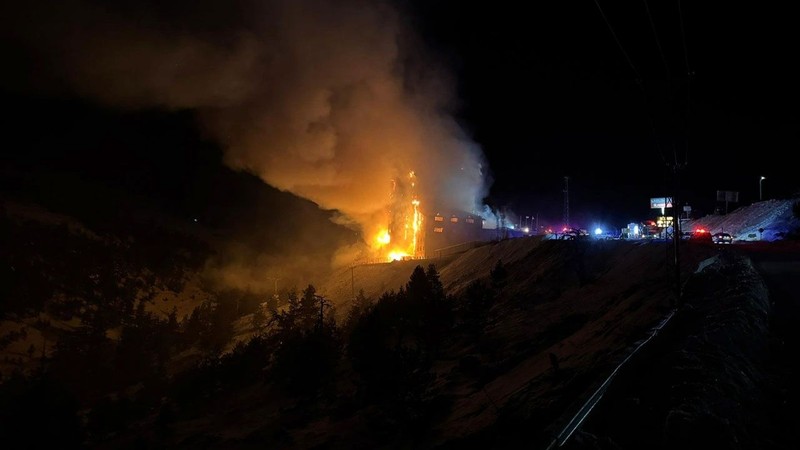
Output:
[154, 262, 508, 447]
[0, 254, 512, 449]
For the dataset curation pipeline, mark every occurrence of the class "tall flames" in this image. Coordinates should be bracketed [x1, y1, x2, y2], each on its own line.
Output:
[373, 171, 425, 262]
[3, 0, 497, 284]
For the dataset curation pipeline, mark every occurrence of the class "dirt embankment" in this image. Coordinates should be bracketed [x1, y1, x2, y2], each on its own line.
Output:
[564, 250, 790, 450]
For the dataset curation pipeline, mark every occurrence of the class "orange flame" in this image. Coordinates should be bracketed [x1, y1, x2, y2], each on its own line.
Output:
[372, 170, 425, 262]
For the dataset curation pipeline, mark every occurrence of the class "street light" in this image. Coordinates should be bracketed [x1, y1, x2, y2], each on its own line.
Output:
[760, 176, 766, 201]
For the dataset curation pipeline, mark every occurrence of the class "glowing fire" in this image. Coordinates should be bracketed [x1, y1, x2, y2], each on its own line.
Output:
[376, 231, 391, 245]
[373, 171, 425, 262]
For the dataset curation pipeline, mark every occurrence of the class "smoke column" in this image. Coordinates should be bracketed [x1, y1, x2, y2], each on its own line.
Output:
[1, 0, 493, 271]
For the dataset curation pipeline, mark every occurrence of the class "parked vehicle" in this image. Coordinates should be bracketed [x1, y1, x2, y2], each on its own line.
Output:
[558, 227, 589, 240]
[689, 228, 713, 243]
[712, 232, 733, 244]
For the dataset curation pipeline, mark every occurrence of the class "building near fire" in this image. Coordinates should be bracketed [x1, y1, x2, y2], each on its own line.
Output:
[425, 210, 485, 258]
[376, 170, 493, 261]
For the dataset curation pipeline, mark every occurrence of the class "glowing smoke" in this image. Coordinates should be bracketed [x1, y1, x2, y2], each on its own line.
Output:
[1, 0, 494, 280]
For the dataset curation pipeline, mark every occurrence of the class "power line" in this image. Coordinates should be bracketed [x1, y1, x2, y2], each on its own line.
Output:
[677, 0, 692, 76]
[592, 0, 668, 166]
[641, 90, 668, 167]
[677, 0, 693, 167]
[591, 0, 685, 306]
[642, 0, 670, 78]
[592, 0, 643, 85]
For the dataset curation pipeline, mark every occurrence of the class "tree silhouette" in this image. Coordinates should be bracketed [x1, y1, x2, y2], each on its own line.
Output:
[346, 264, 453, 422]
[343, 289, 373, 337]
[269, 289, 341, 395]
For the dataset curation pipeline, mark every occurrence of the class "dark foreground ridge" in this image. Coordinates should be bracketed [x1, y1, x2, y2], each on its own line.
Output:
[564, 250, 795, 450]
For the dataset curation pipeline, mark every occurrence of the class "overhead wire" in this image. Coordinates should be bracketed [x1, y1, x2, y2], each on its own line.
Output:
[643, 0, 685, 187]
[643, 0, 670, 79]
[643, 0, 680, 171]
[643, 0, 686, 172]
[591, 0, 668, 166]
[591, 0, 643, 85]
[677, 0, 692, 167]
[591, 0, 687, 307]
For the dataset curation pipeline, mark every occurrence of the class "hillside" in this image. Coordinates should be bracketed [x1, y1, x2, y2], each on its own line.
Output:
[2, 194, 797, 449]
[684, 198, 800, 241]
[0, 198, 220, 378]
[105, 238, 720, 448]
[317, 196, 800, 321]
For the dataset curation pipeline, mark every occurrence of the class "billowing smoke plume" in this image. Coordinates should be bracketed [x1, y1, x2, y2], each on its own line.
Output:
[2, 0, 493, 288]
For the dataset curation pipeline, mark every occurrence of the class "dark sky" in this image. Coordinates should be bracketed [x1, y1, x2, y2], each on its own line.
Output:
[2, 0, 798, 232]
[404, 0, 800, 226]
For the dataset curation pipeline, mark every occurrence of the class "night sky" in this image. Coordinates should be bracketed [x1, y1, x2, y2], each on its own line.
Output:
[2, 0, 798, 232]
[405, 0, 800, 225]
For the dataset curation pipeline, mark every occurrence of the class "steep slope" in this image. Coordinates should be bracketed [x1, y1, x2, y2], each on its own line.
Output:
[6, 195, 794, 449]
[684, 198, 800, 241]
[0, 198, 216, 378]
[565, 248, 791, 450]
[154, 237, 719, 449]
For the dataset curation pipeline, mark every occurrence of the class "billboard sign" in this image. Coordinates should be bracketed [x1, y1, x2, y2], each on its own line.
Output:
[650, 197, 673, 209]
[716, 191, 739, 202]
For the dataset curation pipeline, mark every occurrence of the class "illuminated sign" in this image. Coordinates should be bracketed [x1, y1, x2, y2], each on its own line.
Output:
[650, 197, 673, 209]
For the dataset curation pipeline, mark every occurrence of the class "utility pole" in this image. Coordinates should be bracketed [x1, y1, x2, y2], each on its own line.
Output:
[563, 176, 570, 229]
[671, 164, 683, 307]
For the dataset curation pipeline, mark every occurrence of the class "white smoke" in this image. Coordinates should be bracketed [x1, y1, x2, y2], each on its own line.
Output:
[1, 0, 495, 281]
